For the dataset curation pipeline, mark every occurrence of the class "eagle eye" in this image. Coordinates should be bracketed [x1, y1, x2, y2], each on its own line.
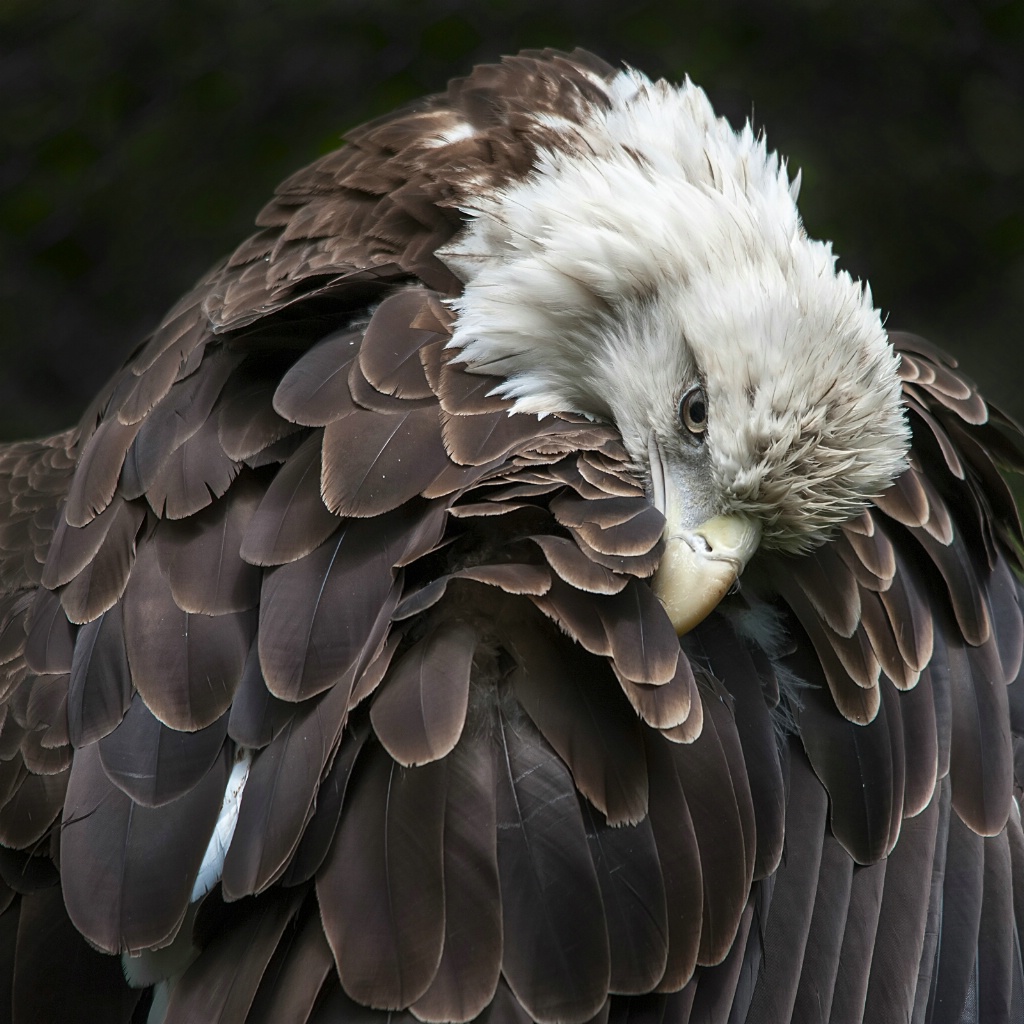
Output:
[679, 386, 708, 436]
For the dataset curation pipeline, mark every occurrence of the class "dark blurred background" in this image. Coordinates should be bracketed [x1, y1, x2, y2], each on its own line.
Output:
[1, 0, 1022, 439]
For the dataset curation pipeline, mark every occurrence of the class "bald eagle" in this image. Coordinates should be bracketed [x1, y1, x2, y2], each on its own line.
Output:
[0, 48, 1022, 1024]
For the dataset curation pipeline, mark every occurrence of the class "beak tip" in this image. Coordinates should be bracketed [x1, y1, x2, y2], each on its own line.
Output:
[651, 514, 761, 636]
[653, 552, 740, 635]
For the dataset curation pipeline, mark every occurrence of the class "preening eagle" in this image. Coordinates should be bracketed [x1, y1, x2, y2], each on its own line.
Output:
[1, 47, 1023, 1024]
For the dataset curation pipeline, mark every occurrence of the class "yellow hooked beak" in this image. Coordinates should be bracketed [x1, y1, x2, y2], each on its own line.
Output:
[652, 513, 761, 635]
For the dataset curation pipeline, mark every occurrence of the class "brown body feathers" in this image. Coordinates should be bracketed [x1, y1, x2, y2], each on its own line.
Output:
[1, 49, 1023, 1024]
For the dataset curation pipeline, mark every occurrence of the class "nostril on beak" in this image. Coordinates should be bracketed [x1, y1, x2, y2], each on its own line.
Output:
[690, 533, 712, 555]
[690, 515, 761, 567]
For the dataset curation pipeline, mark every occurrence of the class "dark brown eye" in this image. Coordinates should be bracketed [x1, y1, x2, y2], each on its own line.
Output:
[679, 386, 708, 435]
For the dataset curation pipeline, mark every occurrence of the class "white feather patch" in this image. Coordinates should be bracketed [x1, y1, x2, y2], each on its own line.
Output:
[190, 748, 251, 902]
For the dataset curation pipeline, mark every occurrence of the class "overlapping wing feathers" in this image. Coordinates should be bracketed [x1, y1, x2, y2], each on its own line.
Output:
[0, 48, 1022, 1024]
[0, 279, 1020, 1024]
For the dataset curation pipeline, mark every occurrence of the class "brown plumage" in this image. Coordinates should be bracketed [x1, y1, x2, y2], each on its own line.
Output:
[0, 47, 1023, 1024]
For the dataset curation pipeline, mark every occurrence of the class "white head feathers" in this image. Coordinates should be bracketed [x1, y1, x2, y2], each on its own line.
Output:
[440, 66, 910, 551]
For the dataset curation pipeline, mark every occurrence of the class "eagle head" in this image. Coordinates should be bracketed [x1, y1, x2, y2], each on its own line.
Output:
[441, 67, 910, 633]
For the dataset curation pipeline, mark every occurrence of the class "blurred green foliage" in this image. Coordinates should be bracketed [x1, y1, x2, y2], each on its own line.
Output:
[1, 0, 1022, 437]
